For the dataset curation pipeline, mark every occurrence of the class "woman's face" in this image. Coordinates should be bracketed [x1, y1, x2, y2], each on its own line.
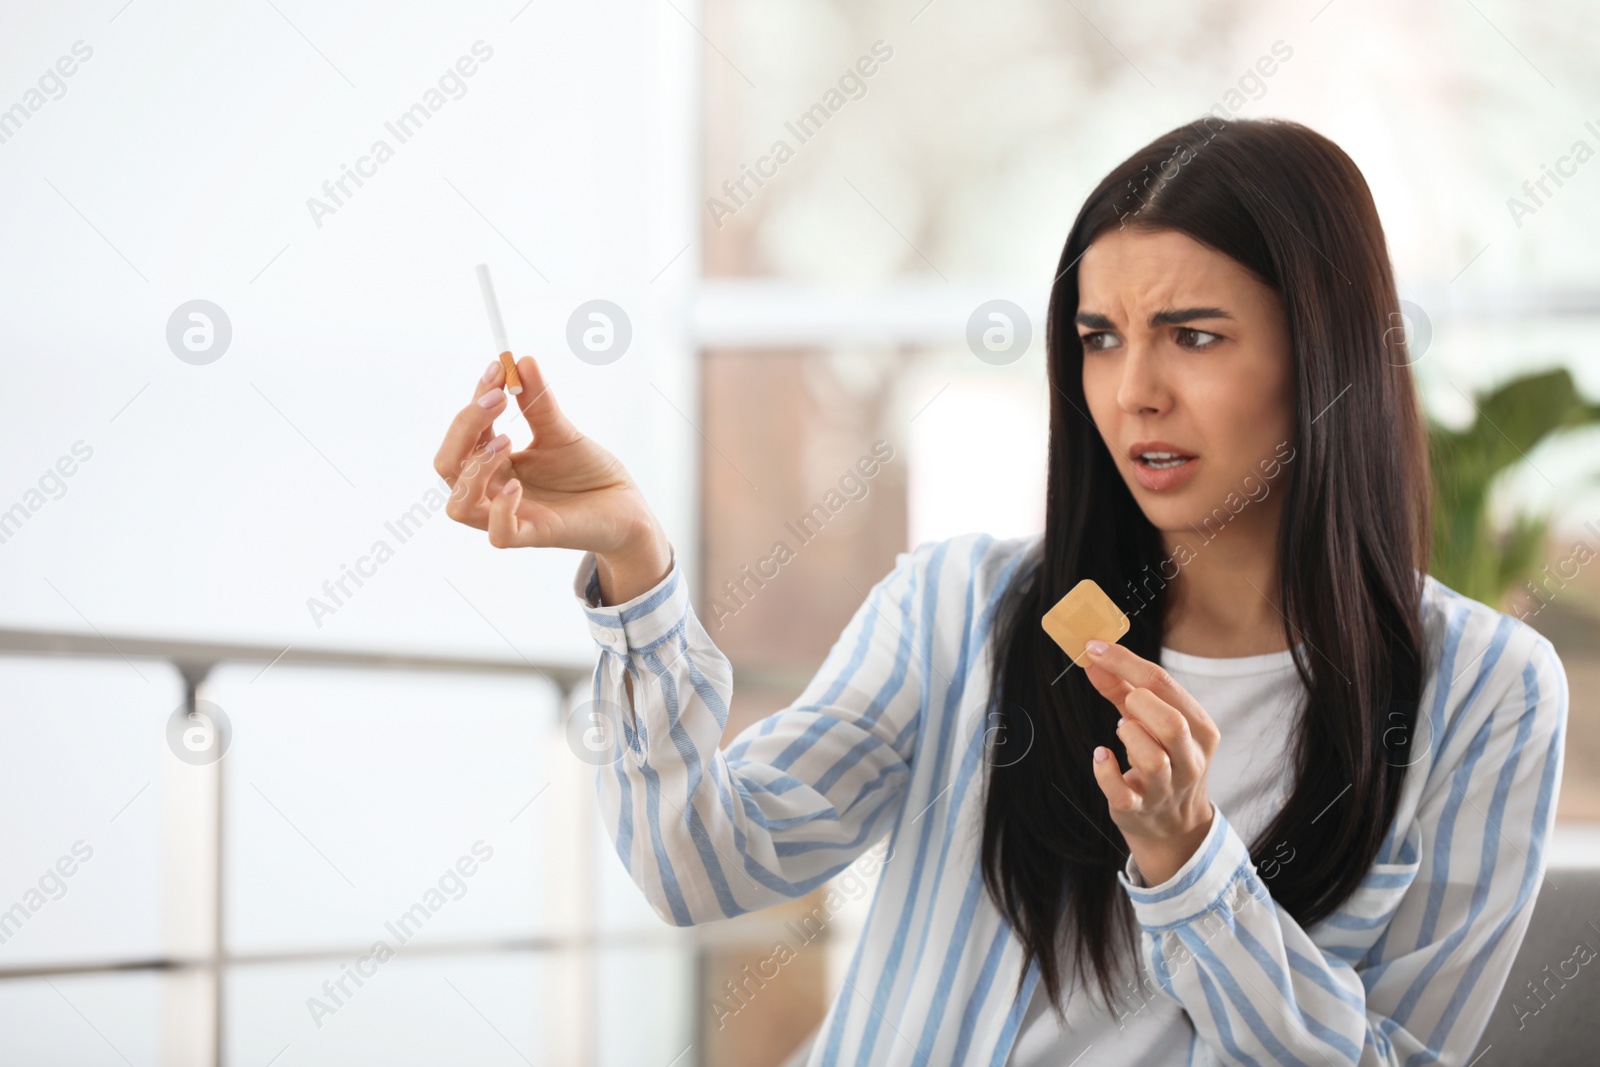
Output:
[1077, 226, 1295, 542]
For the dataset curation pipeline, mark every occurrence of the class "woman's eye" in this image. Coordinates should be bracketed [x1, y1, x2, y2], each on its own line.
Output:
[1175, 328, 1221, 348]
[1079, 331, 1119, 351]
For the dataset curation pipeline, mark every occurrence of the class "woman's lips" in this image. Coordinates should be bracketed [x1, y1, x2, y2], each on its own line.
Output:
[1131, 454, 1200, 491]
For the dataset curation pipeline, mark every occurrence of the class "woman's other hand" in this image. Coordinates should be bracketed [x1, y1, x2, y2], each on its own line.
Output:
[433, 355, 670, 604]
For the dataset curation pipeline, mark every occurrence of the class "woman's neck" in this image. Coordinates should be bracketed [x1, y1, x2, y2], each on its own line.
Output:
[1158, 517, 1291, 658]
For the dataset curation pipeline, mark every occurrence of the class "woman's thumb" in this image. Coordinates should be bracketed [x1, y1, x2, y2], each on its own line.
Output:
[513, 356, 573, 440]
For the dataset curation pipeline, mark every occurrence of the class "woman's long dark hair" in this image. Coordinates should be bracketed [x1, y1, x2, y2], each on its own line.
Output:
[980, 116, 1431, 1017]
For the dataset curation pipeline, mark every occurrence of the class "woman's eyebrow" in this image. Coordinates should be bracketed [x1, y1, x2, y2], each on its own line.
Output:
[1075, 306, 1233, 330]
[1149, 306, 1232, 326]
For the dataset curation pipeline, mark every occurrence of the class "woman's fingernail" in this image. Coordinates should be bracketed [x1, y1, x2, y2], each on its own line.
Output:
[482, 361, 501, 383]
[1094, 746, 1109, 763]
[487, 434, 510, 452]
[1116, 716, 1125, 728]
[1085, 639, 1109, 656]
[478, 388, 505, 409]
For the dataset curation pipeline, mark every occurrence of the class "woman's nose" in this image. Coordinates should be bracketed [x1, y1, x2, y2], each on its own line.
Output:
[1115, 342, 1170, 416]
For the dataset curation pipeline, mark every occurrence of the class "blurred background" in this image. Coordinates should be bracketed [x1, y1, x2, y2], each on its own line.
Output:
[2, 0, 1599, 1064]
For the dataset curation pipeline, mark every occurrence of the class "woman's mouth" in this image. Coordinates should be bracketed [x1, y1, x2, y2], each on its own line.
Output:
[1128, 442, 1200, 491]
[1139, 452, 1190, 470]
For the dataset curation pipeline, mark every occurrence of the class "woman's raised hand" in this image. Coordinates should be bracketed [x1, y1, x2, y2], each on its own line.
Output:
[1082, 640, 1221, 886]
[434, 356, 670, 599]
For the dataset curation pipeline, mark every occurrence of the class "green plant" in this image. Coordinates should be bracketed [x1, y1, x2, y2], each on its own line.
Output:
[1428, 368, 1600, 607]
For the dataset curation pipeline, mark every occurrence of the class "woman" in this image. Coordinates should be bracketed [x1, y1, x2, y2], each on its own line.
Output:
[435, 117, 1568, 1066]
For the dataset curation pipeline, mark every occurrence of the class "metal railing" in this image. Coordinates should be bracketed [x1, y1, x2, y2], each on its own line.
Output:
[0, 625, 602, 1065]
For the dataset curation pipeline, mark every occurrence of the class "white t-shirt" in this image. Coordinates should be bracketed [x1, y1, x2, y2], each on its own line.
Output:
[1007, 643, 1305, 1067]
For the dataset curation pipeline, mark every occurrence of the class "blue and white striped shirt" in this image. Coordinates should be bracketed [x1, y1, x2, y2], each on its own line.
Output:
[572, 531, 1568, 1066]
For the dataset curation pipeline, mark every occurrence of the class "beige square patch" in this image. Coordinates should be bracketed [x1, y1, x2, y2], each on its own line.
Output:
[1041, 578, 1130, 667]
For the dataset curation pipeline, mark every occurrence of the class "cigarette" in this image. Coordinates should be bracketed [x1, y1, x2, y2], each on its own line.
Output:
[474, 263, 523, 395]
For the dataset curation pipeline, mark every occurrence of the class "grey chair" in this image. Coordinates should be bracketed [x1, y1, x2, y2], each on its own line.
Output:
[1474, 866, 1600, 1066]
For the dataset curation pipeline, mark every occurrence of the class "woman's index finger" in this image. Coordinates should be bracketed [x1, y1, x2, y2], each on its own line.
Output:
[1084, 641, 1209, 727]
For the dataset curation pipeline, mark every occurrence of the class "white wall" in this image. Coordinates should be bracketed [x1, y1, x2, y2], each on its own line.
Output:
[0, 0, 698, 664]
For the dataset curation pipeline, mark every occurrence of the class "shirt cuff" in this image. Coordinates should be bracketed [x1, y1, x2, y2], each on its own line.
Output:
[570, 545, 688, 656]
[1115, 806, 1253, 931]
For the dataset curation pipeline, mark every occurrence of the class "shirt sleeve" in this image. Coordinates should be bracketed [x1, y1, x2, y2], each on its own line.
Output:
[571, 539, 930, 926]
[1113, 624, 1568, 1066]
